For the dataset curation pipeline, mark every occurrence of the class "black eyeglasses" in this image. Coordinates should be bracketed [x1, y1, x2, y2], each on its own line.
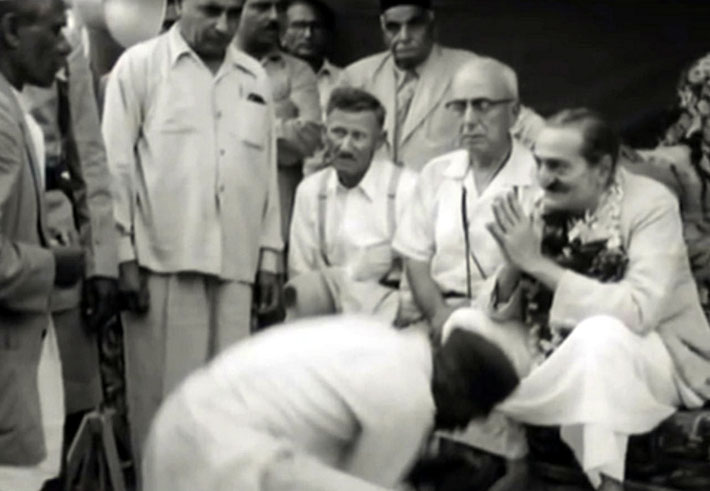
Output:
[445, 98, 515, 116]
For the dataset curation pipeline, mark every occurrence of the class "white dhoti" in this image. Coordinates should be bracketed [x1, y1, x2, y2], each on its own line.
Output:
[142, 387, 387, 491]
[0, 319, 65, 491]
[444, 311, 703, 488]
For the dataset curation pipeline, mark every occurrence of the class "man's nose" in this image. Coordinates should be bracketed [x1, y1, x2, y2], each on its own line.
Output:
[267, 4, 280, 21]
[397, 25, 411, 42]
[462, 103, 481, 126]
[215, 11, 230, 33]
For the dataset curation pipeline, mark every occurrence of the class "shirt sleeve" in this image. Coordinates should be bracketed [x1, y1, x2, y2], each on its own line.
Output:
[101, 51, 145, 264]
[550, 192, 685, 334]
[288, 178, 319, 278]
[274, 60, 322, 165]
[392, 169, 436, 262]
[258, 75, 285, 273]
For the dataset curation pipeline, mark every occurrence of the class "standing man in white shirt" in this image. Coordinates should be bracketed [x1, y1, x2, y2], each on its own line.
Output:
[143, 315, 521, 491]
[287, 87, 416, 322]
[393, 58, 538, 337]
[102, 0, 282, 468]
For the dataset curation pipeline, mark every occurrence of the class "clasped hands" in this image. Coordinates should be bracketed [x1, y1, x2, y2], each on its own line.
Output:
[486, 190, 544, 274]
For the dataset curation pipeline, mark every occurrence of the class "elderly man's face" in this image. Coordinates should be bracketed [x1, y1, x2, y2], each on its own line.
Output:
[282, 2, 328, 63]
[239, 0, 286, 50]
[9, 0, 71, 88]
[380, 5, 434, 70]
[447, 66, 518, 162]
[534, 126, 610, 214]
[179, 0, 243, 60]
[325, 108, 384, 188]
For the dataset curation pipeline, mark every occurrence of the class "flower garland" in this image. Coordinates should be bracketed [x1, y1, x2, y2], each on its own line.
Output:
[521, 172, 629, 362]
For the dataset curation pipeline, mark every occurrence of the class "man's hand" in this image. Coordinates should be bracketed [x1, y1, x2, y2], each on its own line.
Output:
[53, 246, 85, 287]
[274, 98, 299, 120]
[429, 305, 457, 346]
[83, 277, 118, 331]
[255, 271, 282, 316]
[295, 120, 323, 154]
[487, 191, 543, 271]
[118, 260, 149, 314]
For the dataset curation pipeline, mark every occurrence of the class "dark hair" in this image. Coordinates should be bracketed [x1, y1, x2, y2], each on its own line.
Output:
[441, 328, 520, 416]
[288, 0, 336, 31]
[547, 108, 621, 169]
[326, 87, 387, 128]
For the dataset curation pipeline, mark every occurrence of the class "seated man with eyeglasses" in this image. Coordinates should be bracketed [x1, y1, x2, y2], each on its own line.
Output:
[393, 58, 538, 341]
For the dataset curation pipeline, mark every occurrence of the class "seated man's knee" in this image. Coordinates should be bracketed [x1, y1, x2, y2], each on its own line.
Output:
[566, 315, 637, 356]
[284, 272, 336, 319]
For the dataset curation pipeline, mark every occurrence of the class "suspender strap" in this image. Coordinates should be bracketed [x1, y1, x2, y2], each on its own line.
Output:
[317, 169, 332, 266]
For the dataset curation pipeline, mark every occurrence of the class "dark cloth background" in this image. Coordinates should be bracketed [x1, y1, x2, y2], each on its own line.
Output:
[322, 0, 709, 146]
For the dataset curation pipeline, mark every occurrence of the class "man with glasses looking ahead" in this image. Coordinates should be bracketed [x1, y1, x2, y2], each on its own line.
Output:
[393, 58, 537, 342]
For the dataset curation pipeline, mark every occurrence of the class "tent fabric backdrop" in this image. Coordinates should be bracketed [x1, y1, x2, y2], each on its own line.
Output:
[322, 0, 709, 146]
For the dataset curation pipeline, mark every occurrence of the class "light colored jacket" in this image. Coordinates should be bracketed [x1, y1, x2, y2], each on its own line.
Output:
[0, 73, 56, 466]
[341, 44, 544, 171]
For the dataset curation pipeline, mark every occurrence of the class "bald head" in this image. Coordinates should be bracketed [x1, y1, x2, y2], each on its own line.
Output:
[451, 57, 519, 102]
[446, 57, 520, 165]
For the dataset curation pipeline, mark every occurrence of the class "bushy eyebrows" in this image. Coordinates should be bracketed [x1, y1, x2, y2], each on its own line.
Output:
[382, 12, 429, 29]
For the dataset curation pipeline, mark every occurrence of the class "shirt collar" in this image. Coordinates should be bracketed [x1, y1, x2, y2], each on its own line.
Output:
[319, 59, 338, 77]
[443, 139, 536, 186]
[330, 158, 387, 201]
[262, 48, 285, 66]
[168, 24, 260, 78]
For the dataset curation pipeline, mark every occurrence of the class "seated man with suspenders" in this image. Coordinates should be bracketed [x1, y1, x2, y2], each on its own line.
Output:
[287, 87, 417, 322]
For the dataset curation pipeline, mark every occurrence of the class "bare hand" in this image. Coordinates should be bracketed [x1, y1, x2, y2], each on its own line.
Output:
[118, 260, 149, 314]
[255, 271, 282, 316]
[53, 246, 85, 287]
[296, 120, 324, 155]
[429, 305, 457, 346]
[487, 191, 543, 272]
[274, 98, 299, 120]
[83, 276, 118, 330]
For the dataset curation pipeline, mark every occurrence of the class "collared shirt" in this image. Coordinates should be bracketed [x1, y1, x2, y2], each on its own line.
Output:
[393, 139, 537, 298]
[103, 25, 282, 281]
[289, 158, 417, 280]
[175, 316, 434, 488]
[316, 58, 342, 111]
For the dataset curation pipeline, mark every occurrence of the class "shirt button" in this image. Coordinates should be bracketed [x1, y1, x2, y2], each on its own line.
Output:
[216, 111, 222, 119]
[220, 149, 225, 156]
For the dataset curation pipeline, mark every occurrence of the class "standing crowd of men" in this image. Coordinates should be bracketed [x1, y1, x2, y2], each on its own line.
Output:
[0, 0, 709, 490]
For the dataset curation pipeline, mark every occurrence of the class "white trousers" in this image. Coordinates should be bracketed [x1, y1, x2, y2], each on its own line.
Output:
[0, 320, 65, 491]
[122, 272, 253, 475]
[444, 310, 702, 488]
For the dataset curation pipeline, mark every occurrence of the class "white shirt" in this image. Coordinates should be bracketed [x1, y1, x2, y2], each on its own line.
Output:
[317, 58, 342, 111]
[393, 139, 537, 298]
[289, 158, 417, 281]
[13, 89, 45, 188]
[178, 316, 435, 488]
[103, 25, 282, 281]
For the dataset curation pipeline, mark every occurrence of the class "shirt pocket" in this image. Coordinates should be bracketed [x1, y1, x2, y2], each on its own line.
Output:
[231, 98, 270, 150]
[149, 78, 200, 134]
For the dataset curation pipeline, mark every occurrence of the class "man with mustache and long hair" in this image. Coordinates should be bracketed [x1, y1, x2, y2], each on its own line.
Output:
[102, 0, 282, 471]
[286, 87, 417, 322]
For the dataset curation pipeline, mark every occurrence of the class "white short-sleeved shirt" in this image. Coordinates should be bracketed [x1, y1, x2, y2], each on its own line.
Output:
[393, 140, 537, 298]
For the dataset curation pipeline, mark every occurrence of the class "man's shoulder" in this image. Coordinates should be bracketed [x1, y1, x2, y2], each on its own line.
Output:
[112, 32, 169, 75]
[434, 45, 479, 63]
[619, 168, 680, 223]
[343, 51, 390, 77]
[421, 149, 468, 178]
[231, 48, 269, 81]
[298, 166, 333, 197]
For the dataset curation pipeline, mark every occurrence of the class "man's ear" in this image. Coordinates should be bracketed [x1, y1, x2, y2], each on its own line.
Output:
[0, 12, 22, 49]
[376, 129, 387, 151]
[509, 100, 521, 121]
[597, 154, 614, 185]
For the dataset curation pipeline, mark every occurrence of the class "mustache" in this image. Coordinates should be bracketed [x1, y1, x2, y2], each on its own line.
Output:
[544, 180, 570, 193]
[264, 21, 280, 31]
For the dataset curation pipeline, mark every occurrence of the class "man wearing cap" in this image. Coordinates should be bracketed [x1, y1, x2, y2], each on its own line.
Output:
[393, 58, 537, 339]
[103, 0, 282, 467]
[340, 0, 543, 171]
[235, 0, 322, 244]
[142, 315, 520, 491]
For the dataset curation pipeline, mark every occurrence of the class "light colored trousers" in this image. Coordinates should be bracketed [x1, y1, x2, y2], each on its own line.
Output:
[0, 320, 64, 491]
[122, 272, 253, 473]
[142, 389, 388, 491]
[443, 309, 702, 488]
